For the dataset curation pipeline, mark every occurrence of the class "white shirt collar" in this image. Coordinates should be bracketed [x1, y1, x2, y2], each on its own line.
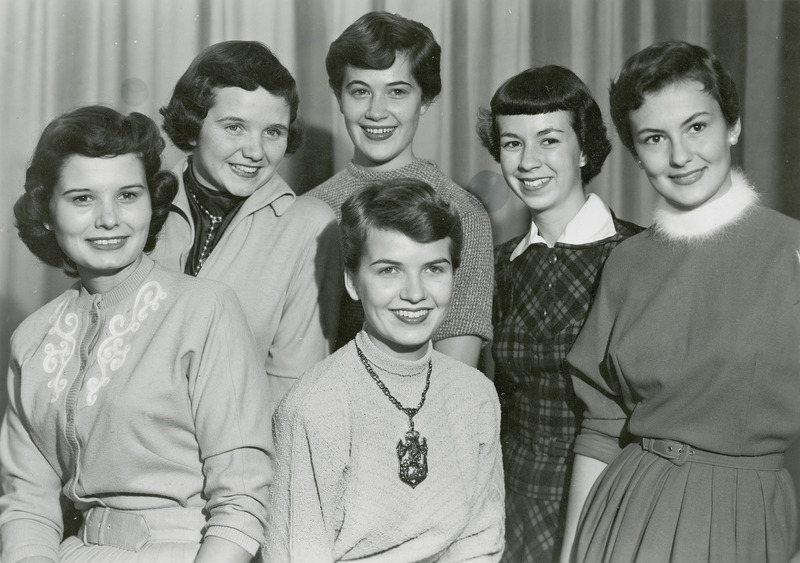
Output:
[510, 193, 617, 261]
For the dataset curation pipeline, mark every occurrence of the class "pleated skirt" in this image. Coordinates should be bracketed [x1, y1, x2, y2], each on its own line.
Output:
[573, 443, 798, 563]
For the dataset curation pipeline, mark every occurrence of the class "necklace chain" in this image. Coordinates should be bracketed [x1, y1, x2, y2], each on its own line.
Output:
[186, 187, 222, 275]
[355, 342, 431, 424]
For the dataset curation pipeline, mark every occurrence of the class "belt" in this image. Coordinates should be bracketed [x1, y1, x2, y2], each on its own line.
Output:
[81, 506, 205, 551]
[640, 438, 784, 470]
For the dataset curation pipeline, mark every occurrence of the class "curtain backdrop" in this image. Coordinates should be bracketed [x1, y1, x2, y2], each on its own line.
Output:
[2, 0, 799, 508]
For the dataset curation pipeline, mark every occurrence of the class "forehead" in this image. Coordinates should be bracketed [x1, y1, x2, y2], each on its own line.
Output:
[498, 111, 575, 136]
[207, 86, 290, 123]
[361, 228, 451, 261]
[56, 154, 146, 191]
[342, 53, 418, 88]
[630, 80, 722, 129]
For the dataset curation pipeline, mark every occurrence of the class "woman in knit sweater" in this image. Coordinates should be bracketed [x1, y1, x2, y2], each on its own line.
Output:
[267, 179, 505, 561]
[1, 106, 271, 562]
[476, 66, 642, 562]
[560, 41, 800, 562]
[308, 11, 493, 367]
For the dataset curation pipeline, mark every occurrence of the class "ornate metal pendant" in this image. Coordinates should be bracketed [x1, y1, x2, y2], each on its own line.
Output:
[397, 428, 428, 487]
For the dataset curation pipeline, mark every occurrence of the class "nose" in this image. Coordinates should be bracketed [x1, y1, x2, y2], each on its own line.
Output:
[669, 137, 691, 168]
[366, 94, 389, 120]
[95, 199, 119, 229]
[400, 273, 426, 303]
[517, 145, 541, 172]
[241, 132, 265, 162]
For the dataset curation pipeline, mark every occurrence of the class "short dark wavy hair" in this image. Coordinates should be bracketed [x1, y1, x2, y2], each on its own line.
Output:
[341, 178, 462, 272]
[476, 66, 611, 185]
[326, 12, 442, 105]
[160, 40, 303, 154]
[609, 40, 740, 155]
[15, 105, 177, 277]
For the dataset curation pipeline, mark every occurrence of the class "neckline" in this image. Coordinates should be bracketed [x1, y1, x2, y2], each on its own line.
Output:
[354, 330, 433, 377]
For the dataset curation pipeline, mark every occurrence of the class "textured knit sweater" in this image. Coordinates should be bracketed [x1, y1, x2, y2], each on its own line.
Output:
[151, 157, 342, 410]
[307, 160, 494, 347]
[266, 331, 505, 562]
[0, 257, 272, 562]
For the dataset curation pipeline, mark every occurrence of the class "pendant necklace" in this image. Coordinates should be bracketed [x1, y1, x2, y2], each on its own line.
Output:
[187, 187, 222, 276]
[355, 342, 431, 488]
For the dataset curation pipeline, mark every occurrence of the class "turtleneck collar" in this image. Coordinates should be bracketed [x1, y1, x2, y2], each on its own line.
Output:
[355, 330, 433, 377]
[347, 158, 437, 181]
[75, 255, 156, 310]
[652, 168, 759, 243]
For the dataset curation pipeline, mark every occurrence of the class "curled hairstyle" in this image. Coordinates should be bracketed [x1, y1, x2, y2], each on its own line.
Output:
[160, 40, 303, 154]
[609, 40, 740, 155]
[341, 179, 462, 272]
[326, 11, 442, 105]
[14, 105, 178, 276]
[476, 66, 612, 185]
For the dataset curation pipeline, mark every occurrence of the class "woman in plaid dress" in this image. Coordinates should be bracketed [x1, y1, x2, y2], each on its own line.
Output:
[477, 66, 642, 562]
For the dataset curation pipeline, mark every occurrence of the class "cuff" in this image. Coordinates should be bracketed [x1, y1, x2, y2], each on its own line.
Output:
[574, 426, 625, 464]
[205, 525, 261, 556]
[1, 519, 61, 563]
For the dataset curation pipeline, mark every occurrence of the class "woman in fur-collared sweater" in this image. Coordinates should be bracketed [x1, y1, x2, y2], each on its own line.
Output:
[560, 42, 800, 563]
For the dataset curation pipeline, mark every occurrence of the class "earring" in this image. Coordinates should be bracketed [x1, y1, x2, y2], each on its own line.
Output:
[729, 136, 738, 146]
[43, 222, 52, 231]
[636, 161, 644, 170]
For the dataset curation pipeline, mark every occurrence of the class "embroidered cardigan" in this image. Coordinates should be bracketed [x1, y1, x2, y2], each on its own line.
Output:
[0, 257, 272, 562]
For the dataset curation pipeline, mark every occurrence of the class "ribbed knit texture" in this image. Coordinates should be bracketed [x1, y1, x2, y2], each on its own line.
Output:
[266, 331, 506, 561]
[307, 159, 494, 347]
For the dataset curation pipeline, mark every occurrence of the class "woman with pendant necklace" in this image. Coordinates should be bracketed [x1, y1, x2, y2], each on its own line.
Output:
[266, 179, 505, 561]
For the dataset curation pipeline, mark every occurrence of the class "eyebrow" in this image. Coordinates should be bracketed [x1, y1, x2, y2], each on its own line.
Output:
[636, 111, 711, 135]
[345, 79, 413, 89]
[59, 184, 145, 195]
[500, 127, 565, 138]
[369, 257, 452, 267]
[216, 116, 289, 131]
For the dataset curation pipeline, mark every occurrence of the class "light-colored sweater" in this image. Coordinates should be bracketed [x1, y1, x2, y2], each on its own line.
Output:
[266, 331, 506, 562]
[151, 157, 342, 409]
[0, 257, 272, 562]
[307, 159, 494, 346]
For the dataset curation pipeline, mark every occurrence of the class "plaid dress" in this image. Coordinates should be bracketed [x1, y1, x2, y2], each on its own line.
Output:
[492, 215, 642, 562]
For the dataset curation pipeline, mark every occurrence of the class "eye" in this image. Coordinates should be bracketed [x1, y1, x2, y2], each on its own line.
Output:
[501, 140, 522, 151]
[72, 194, 93, 205]
[643, 134, 663, 145]
[541, 137, 560, 147]
[377, 266, 399, 275]
[426, 264, 448, 274]
[349, 88, 369, 98]
[264, 128, 286, 139]
[689, 122, 707, 133]
[388, 88, 408, 97]
[118, 190, 140, 202]
[224, 123, 244, 133]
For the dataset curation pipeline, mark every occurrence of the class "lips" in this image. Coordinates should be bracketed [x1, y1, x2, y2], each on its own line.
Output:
[361, 126, 396, 141]
[669, 167, 705, 186]
[87, 237, 128, 250]
[392, 308, 431, 325]
[229, 163, 261, 178]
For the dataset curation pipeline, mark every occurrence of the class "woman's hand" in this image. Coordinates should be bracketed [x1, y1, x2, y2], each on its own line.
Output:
[194, 536, 254, 563]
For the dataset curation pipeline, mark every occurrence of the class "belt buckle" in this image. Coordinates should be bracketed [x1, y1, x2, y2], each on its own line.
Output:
[670, 442, 694, 466]
[644, 438, 695, 466]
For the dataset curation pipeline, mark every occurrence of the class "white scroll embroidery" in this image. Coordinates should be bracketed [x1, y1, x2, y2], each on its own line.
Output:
[86, 281, 167, 406]
[43, 298, 79, 403]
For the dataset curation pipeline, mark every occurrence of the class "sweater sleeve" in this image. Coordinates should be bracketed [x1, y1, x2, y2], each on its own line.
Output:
[442, 389, 505, 562]
[434, 195, 494, 344]
[265, 374, 350, 562]
[189, 286, 273, 555]
[566, 268, 629, 464]
[0, 349, 63, 563]
[265, 202, 342, 411]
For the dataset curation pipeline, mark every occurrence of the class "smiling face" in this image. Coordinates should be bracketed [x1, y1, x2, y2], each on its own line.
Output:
[345, 229, 453, 361]
[191, 86, 291, 197]
[338, 54, 428, 171]
[629, 80, 741, 211]
[498, 112, 587, 218]
[49, 154, 151, 293]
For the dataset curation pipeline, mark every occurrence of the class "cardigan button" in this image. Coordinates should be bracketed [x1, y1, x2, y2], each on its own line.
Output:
[548, 254, 558, 265]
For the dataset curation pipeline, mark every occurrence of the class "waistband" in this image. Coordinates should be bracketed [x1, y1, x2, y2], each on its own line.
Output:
[80, 505, 206, 551]
[639, 437, 784, 470]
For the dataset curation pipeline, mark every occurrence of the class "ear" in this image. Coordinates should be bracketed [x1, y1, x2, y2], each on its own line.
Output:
[579, 152, 587, 168]
[420, 98, 435, 116]
[336, 93, 344, 115]
[43, 222, 52, 231]
[189, 138, 197, 148]
[728, 118, 742, 146]
[344, 269, 360, 301]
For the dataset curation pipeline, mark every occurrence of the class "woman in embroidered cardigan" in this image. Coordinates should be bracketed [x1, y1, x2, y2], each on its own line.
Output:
[476, 66, 642, 562]
[1, 106, 271, 562]
[307, 12, 494, 367]
[266, 179, 505, 561]
[559, 41, 800, 563]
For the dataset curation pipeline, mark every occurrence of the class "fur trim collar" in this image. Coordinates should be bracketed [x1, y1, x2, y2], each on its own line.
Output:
[652, 169, 759, 242]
